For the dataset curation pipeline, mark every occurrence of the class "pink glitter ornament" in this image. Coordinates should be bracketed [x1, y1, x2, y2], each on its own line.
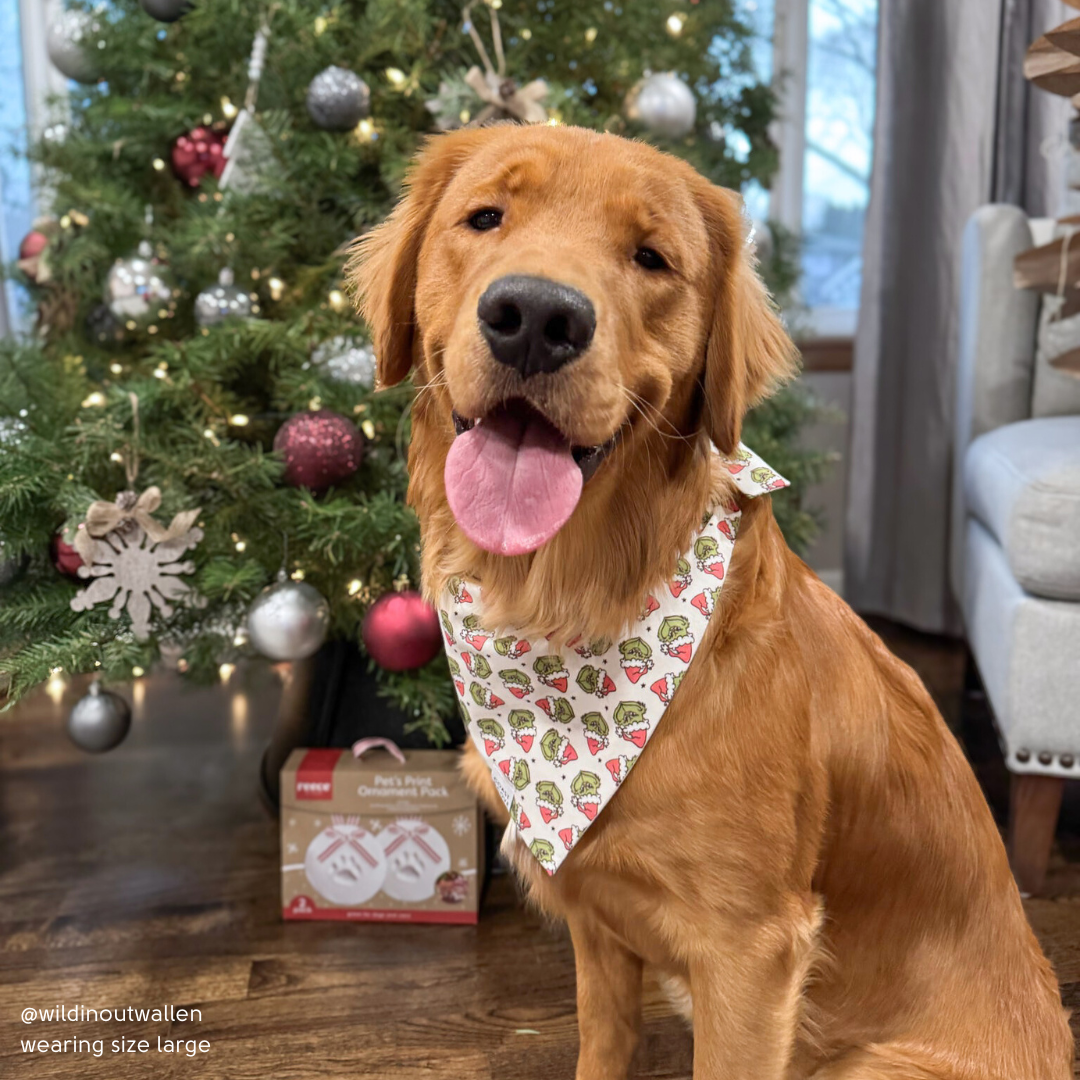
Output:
[362, 591, 442, 671]
[273, 409, 363, 491]
[171, 126, 227, 188]
[19, 231, 49, 260]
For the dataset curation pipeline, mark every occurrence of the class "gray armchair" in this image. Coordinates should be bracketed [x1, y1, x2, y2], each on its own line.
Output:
[952, 204, 1080, 895]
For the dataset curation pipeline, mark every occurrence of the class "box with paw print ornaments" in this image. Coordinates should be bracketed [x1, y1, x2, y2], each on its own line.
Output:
[280, 740, 485, 924]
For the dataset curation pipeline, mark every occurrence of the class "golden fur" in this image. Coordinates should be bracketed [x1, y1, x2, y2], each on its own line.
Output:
[353, 124, 1073, 1080]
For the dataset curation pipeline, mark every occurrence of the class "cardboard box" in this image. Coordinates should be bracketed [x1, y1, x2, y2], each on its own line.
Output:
[280, 747, 483, 924]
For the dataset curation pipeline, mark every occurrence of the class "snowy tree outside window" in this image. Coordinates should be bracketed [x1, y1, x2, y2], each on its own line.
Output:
[741, 0, 880, 332]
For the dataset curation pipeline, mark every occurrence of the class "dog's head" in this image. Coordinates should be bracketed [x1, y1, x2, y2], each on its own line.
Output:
[353, 124, 795, 559]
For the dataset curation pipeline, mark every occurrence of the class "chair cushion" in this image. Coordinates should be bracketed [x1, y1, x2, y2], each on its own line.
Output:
[964, 416, 1080, 601]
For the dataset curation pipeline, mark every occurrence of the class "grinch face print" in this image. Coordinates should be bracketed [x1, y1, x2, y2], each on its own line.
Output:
[501, 669, 533, 698]
[657, 615, 694, 662]
[570, 771, 603, 820]
[694, 535, 726, 579]
[582, 712, 609, 754]
[619, 637, 654, 683]
[572, 636, 612, 658]
[438, 443, 788, 875]
[614, 701, 649, 748]
[541, 727, 578, 767]
[464, 651, 491, 679]
[476, 717, 505, 755]
[530, 838, 557, 873]
[538, 696, 574, 723]
[576, 664, 616, 698]
[534, 654, 570, 691]
[495, 635, 531, 658]
[508, 708, 537, 750]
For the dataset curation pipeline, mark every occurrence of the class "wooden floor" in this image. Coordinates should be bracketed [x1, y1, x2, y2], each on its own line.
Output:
[1, 622, 1079, 1078]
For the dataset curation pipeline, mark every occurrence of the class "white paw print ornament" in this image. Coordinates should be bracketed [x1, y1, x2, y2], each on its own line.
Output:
[304, 816, 386, 905]
[379, 818, 451, 902]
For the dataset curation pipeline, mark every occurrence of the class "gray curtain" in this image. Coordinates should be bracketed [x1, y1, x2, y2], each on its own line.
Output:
[995, 0, 1071, 217]
[844, 0, 1067, 634]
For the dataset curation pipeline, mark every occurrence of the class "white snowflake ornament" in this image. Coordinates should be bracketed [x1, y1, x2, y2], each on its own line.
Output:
[70, 521, 203, 640]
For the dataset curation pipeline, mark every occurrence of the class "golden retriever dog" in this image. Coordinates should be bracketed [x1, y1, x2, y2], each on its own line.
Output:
[354, 124, 1073, 1080]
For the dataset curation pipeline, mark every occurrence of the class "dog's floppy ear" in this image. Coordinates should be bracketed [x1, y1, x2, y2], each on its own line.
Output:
[351, 130, 486, 388]
[695, 182, 799, 455]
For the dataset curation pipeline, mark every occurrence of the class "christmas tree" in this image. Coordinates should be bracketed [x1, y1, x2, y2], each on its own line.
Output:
[0, 0, 828, 746]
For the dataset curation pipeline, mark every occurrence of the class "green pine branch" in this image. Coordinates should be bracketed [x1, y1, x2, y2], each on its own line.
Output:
[0, 0, 833, 734]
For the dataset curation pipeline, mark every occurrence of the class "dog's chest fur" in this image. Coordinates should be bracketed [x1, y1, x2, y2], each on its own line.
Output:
[465, 581, 821, 968]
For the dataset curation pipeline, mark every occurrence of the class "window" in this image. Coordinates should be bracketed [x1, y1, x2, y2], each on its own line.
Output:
[0, 0, 33, 335]
[745, 0, 880, 337]
[0, 0, 66, 338]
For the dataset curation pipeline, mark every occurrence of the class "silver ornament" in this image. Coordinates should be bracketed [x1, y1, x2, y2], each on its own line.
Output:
[311, 336, 376, 387]
[195, 268, 253, 327]
[246, 572, 330, 661]
[105, 241, 178, 332]
[140, 0, 192, 21]
[67, 681, 132, 753]
[631, 73, 697, 140]
[307, 66, 371, 131]
[47, 7, 105, 85]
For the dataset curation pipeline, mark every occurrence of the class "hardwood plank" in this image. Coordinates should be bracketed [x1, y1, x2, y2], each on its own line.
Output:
[0, 956, 252, 1005]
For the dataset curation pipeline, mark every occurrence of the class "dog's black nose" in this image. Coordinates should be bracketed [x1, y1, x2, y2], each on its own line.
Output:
[478, 275, 596, 378]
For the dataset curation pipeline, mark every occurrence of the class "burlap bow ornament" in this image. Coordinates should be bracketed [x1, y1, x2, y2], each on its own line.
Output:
[460, 0, 547, 125]
[73, 487, 201, 565]
[462, 66, 548, 124]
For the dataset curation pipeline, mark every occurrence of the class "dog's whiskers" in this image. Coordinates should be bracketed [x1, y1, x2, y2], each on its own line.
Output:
[620, 386, 693, 446]
[399, 370, 451, 454]
[413, 367, 449, 405]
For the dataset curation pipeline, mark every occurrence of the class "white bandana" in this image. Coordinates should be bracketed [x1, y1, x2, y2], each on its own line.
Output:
[439, 444, 788, 875]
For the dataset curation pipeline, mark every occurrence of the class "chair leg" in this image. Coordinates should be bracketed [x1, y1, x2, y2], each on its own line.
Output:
[1008, 773, 1064, 896]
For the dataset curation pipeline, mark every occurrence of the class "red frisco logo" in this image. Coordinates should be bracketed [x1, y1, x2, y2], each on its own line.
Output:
[294, 749, 342, 800]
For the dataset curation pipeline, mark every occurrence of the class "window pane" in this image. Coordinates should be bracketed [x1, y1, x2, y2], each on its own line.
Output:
[0, 0, 32, 331]
[740, 0, 775, 225]
[802, 0, 878, 312]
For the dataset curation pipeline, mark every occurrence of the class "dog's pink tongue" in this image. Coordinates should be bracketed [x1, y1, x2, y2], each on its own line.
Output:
[445, 408, 582, 556]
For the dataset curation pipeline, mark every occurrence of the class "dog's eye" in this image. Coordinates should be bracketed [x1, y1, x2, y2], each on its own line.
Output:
[634, 247, 668, 271]
[467, 208, 503, 232]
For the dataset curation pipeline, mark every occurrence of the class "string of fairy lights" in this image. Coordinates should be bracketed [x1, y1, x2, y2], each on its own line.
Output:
[29, 0, 710, 748]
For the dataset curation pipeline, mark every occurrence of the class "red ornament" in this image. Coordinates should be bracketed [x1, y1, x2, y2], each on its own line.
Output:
[171, 126, 227, 188]
[273, 409, 364, 491]
[19, 231, 49, 260]
[51, 530, 85, 579]
[362, 591, 443, 671]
